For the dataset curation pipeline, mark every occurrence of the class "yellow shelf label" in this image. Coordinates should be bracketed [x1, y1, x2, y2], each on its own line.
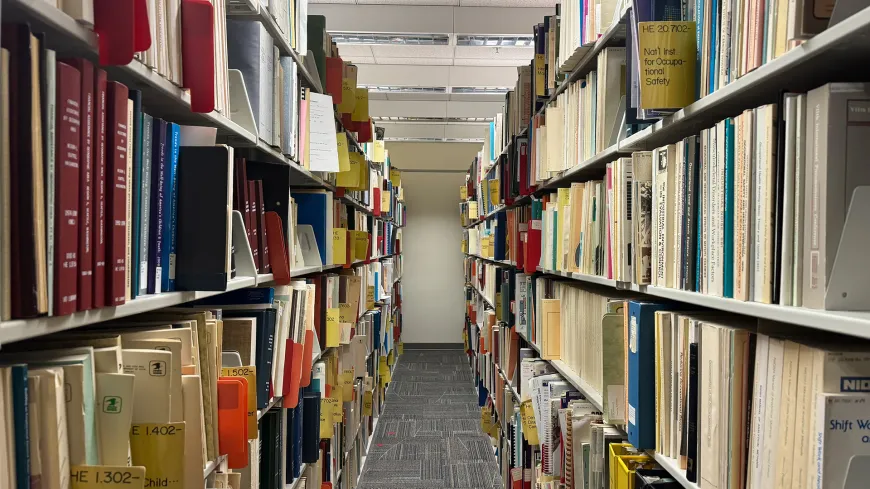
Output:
[71, 466, 146, 489]
[520, 399, 540, 445]
[326, 308, 340, 347]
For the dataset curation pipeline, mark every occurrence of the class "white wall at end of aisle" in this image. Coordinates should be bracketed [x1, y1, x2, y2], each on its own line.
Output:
[394, 142, 478, 343]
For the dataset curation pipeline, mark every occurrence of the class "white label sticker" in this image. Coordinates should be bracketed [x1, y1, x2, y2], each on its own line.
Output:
[531, 220, 542, 231]
[607, 385, 625, 421]
[629, 316, 638, 353]
[140, 262, 147, 285]
[168, 253, 176, 279]
[154, 267, 162, 294]
[628, 404, 636, 425]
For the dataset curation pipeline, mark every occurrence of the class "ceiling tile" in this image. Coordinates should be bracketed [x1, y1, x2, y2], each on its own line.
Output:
[452, 58, 529, 66]
[358, 0, 458, 5]
[370, 100, 449, 117]
[454, 46, 533, 59]
[446, 100, 504, 117]
[449, 93, 506, 101]
[375, 57, 454, 66]
[310, 0, 357, 4]
[336, 45, 375, 57]
[344, 56, 377, 64]
[385, 92, 451, 101]
[369, 92, 390, 100]
[370, 45, 455, 59]
[459, 0, 556, 6]
[378, 123, 447, 139]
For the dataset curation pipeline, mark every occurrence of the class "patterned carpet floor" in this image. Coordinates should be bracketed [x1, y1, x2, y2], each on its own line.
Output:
[357, 349, 502, 489]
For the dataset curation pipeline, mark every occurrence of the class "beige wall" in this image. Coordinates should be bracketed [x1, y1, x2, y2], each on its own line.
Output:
[387, 142, 479, 344]
[386, 142, 480, 171]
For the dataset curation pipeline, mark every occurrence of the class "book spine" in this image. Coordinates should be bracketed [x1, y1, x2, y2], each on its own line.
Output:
[92, 69, 108, 308]
[54, 62, 82, 316]
[75, 59, 94, 311]
[164, 122, 180, 292]
[686, 341, 699, 482]
[129, 92, 142, 300]
[125, 99, 133, 302]
[148, 119, 167, 294]
[106, 82, 128, 306]
[724, 118, 735, 298]
[11, 365, 30, 489]
[249, 181, 260, 271]
[257, 180, 270, 273]
[139, 114, 152, 296]
[46, 51, 57, 317]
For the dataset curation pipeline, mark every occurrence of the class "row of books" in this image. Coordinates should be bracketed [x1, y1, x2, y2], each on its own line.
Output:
[0, 272, 402, 489]
[287, 188, 403, 272]
[465, 266, 870, 489]
[464, 296, 684, 489]
[464, 82, 868, 311]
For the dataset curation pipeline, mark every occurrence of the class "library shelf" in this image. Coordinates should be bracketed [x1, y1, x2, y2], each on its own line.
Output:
[496, 365, 521, 401]
[0, 276, 256, 347]
[287, 463, 309, 489]
[3, 0, 258, 146]
[464, 253, 514, 268]
[467, 283, 496, 310]
[533, 143, 623, 194]
[534, 266, 870, 339]
[618, 5, 870, 153]
[228, 5, 295, 58]
[464, 205, 506, 228]
[514, 330, 605, 411]
[258, 396, 283, 420]
[203, 455, 228, 479]
[532, 10, 629, 121]
[652, 453, 700, 489]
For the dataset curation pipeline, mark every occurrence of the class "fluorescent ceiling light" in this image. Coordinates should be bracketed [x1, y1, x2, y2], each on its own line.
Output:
[451, 86, 511, 94]
[384, 137, 485, 143]
[455, 35, 534, 47]
[372, 116, 494, 123]
[331, 33, 450, 45]
[359, 85, 447, 93]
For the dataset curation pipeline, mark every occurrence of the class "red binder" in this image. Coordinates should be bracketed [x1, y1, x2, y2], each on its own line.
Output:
[181, 0, 216, 113]
[264, 212, 290, 285]
[325, 57, 344, 104]
[282, 339, 304, 408]
[358, 119, 373, 143]
[94, 0, 136, 65]
[133, 0, 151, 51]
[299, 329, 315, 388]
[217, 377, 248, 468]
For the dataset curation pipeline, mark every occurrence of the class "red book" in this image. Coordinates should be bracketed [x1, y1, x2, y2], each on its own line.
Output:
[373, 188, 381, 216]
[105, 81, 129, 306]
[63, 58, 95, 311]
[264, 212, 289, 284]
[54, 62, 83, 316]
[180, 0, 215, 113]
[256, 181, 270, 273]
[93, 70, 108, 308]
[133, 0, 152, 52]
[248, 181, 260, 271]
[94, 0, 136, 65]
[357, 119, 373, 143]
[325, 57, 343, 104]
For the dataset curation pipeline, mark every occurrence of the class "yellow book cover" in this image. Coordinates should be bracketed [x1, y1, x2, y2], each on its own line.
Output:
[336, 154, 362, 188]
[71, 466, 146, 489]
[390, 169, 401, 186]
[535, 54, 546, 97]
[336, 133, 351, 172]
[130, 423, 185, 489]
[351, 88, 369, 122]
[332, 228, 347, 265]
[325, 308, 340, 347]
[353, 231, 369, 261]
[337, 78, 356, 114]
[520, 399, 539, 445]
[460, 186, 468, 200]
[489, 180, 500, 206]
[637, 22, 696, 110]
[381, 191, 391, 212]
[373, 140, 385, 163]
